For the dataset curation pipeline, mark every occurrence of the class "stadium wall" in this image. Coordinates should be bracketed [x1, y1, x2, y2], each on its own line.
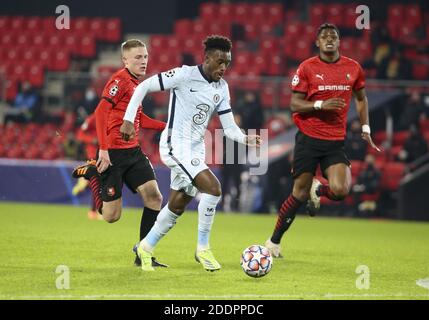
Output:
[0, 159, 221, 210]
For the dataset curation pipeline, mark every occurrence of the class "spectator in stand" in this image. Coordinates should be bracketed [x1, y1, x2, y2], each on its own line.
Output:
[4, 81, 41, 124]
[398, 124, 429, 163]
[352, 154, 381, 217]
[236, 91, 264, 132]
[399, 90, 426, 130]
[345, 119, 367, 161]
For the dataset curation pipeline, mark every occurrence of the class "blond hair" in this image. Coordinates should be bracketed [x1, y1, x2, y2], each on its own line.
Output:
[121, 39, 146, 55]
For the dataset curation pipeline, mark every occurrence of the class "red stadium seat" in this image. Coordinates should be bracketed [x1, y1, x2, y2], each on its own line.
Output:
[11, 64, 28, 82]
[79, 35, 96, 58]
[63, 33, 80, 55]
[261, 84, 276, 109]
[199, 2, 218, 21]
[31, 33, 47, 49]
[267, 3, 284, 26]
[380, 162, 405, 191]
[266, 54, 283, 76]
[38, 49, 52, 68]
[387, 4, 404, 22]
[192, 20, 210, 39]
[249, 3, 267, 26]
[42, 17, 57, 33]
[218, 3, 233, 24]
[26, 16, 42, 31]
[50, 50, 70, 71]
[373, 131, 387, 145]
[72, 17, 89, 35]
[15, 34, 29, 49]
[1, 32, 15, 48]
[260, 38, 280, 57]
[22, 49, 38, 64]
[0, 16, 10, 31]
[412, 64, 429, 80]
[243, 22, 259, 41]
[326, 4, 344, 27]
[279, 81, 291, 109]
[284, 22, 303, 39]
[150, 35, 167, 53]
[5, 78, 18, 101]
[234, 3, 250, 24]
[265, 116, 287, 138]
[405, 4, 422, 28]
[350, 160, 364, 184]
[48, 34, 63, 48]
[344, 4, 359, 29]
[28, 65, 44, 87]
[10, 16, 25, 31]
[88, 18, 105, 39]
[174, 19, 192, 37]
[309, 4, 326, 27]
[392, 131, 409, 146]
[104, 18, 121, 42]
[166, 36, 181, 51]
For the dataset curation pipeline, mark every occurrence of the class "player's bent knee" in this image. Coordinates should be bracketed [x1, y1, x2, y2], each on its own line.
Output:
[330, 184, 349, 200]
[103, 214, 120, 223]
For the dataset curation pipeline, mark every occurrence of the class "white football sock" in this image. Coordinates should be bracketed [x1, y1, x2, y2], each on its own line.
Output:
[142, 204, 179, 252]
[197, 193, 221, 252]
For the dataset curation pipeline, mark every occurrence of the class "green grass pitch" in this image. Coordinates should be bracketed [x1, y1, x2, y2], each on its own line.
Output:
[0, 202, 428, 300]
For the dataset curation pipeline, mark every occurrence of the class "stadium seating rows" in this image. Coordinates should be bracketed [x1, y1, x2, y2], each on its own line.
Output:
[0, 16, 121, 99]
[146, 1, 429, 86]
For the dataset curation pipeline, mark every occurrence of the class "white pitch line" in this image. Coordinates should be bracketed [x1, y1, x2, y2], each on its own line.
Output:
[1, 293, 429, 300]
[416, 278, 429, 290]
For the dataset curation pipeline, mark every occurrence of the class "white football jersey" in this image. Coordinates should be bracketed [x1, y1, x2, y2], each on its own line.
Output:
[158, 65, 232, 148]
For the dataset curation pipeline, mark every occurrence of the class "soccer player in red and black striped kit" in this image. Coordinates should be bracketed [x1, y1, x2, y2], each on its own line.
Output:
[265, 23, 381, 258]
[72, 39, 168, 267]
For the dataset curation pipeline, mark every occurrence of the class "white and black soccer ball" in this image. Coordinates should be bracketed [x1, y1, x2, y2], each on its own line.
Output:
[240, 245, 273, 278]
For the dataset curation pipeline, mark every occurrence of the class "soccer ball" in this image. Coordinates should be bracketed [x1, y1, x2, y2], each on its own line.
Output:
[240, 245, 273, 278]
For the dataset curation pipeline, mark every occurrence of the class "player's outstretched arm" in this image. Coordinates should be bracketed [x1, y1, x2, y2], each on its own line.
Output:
[353, 88, 381, 152]
[290, 92, 346, 113]
[120, 75, 162, 141]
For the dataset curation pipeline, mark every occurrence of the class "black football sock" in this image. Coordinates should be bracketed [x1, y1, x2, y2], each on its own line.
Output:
[89, 176, 103, 214]
[271, 195, 303, 244]
[140, 207, 160, 241]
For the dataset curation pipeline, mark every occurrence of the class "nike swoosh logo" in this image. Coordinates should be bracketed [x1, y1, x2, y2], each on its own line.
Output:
[204, 214, 214, 216]
[190, 89, 198, 92]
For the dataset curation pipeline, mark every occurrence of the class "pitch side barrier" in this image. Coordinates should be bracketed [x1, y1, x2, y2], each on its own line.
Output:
[0, 158, 220, 209]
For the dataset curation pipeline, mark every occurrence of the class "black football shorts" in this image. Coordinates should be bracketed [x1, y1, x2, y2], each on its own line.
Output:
[98, 147, 156, 202]
[291, 131, 351, 179]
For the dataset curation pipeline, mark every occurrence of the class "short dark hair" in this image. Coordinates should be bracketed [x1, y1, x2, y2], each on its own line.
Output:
[317, 23, 340, 37]
[203, 35, 232, 53]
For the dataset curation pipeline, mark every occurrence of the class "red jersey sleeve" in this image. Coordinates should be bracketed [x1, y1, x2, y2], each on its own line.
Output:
[140, 112, 166, 131]
[290, 63, 309, 93]
[94, 99, 113, 150]
[101, 77, 127, 106]
[353, 64, 365, 91]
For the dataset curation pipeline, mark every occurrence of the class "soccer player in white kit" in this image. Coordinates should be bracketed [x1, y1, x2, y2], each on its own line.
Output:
[120, 35, 261, 271]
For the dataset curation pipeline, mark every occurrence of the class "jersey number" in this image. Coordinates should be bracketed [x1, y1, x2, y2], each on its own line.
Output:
[193, 104, 210, 125]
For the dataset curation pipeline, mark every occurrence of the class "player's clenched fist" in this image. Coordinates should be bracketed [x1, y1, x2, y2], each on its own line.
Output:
[321, 98, 346, 111]
[120, 120, 135, 141]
